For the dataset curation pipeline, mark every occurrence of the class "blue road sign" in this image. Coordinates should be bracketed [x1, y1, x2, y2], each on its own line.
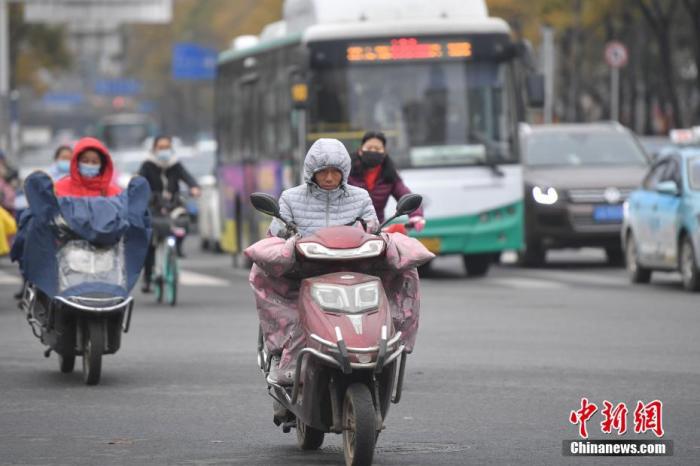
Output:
[94, 78, 142, 96]
[172, 43, 217, 80]
[42, 92, 85, 108]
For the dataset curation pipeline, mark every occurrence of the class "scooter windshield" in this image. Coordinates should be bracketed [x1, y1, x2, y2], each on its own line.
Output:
[57, 240, 127, 293]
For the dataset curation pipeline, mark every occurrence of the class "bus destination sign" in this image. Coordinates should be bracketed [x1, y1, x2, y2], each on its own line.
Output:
[347, 38, 472, 63]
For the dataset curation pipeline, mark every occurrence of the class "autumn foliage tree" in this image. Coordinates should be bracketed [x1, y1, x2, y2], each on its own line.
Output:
[488, 0, 700, 132]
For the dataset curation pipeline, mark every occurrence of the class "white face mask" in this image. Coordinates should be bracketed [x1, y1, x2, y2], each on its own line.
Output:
[156, 149, 173, 162]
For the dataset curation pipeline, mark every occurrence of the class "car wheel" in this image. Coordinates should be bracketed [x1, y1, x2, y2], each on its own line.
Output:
[626, 233, 651, 284]
[680, 236, 700, 292]
[605, 246, 625, 266]
[517, 241, 546, 267]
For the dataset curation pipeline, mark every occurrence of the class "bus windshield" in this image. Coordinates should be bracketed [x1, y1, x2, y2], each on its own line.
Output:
[309, 60, 514, 168]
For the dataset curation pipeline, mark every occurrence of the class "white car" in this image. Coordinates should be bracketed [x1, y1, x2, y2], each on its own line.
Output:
[179, 144, 221, 251]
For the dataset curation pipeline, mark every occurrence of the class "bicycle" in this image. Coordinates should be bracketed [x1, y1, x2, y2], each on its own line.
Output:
[152, 206, 188, 306]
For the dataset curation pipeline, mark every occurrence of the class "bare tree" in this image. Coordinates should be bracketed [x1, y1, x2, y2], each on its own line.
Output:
[682, 0, 700, 121]
[637, 0, 683, 127]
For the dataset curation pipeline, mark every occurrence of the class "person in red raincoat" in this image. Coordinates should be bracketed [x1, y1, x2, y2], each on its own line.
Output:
[347, 131, 424, 234]
[54, 137, 121, 198]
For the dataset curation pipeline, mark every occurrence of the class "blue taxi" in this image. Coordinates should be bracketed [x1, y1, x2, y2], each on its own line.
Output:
[622, 137, 700, 291]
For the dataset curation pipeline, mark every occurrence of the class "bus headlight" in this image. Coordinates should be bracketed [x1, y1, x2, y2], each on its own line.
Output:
[532, 186, 558, 205]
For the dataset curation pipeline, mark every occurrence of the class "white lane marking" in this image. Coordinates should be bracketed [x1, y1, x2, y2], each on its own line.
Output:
[179, 270, 229, 287]
[0, 269, 21, 285]
[522, 270, 628, 287]
[488, 277, 567, 290]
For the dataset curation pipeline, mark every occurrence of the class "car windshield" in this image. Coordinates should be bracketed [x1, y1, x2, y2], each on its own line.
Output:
[116, 158, 144, 176]
[687, 155, 700, 190]
[525, 131, 648, 167]
[103, 124, 150, 150]
[180, 151, 216, 178]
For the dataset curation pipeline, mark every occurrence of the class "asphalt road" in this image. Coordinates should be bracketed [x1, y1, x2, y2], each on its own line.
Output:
[1, 245, 699, 466]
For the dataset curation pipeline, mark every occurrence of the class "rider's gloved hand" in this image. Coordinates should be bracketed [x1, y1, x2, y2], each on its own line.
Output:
[408, 216, 426, 232]
[382, 223, 407, 235]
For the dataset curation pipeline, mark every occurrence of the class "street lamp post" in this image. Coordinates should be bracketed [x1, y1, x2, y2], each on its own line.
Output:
[0, 0, 10, 156]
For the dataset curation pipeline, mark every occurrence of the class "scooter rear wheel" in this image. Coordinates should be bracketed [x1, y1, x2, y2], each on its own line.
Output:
[296, 420, 324, 450]
[343, 383, 376, 466]
[82, 320, 103, 386]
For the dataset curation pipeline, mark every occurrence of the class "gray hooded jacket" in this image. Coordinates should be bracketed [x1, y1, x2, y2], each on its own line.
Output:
[270, 139, 378, 237]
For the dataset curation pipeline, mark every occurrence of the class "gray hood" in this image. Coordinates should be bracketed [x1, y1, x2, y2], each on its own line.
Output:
[303, 138, 351, 185]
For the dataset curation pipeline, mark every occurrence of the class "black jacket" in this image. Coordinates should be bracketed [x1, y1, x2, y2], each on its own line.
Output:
[138, 160, 199, 207]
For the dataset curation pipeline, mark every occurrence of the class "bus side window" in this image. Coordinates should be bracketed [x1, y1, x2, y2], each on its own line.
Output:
[232, 75, 243, 161]
[240, 79, 258, 161]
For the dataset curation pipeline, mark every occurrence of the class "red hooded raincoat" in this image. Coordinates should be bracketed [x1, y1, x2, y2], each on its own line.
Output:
[54, 137, 122, 197]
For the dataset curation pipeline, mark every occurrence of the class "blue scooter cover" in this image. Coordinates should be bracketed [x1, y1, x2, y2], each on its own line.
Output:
[11, 172, 152, 298]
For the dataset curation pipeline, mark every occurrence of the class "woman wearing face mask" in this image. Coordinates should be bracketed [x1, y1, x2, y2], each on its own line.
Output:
[347, 131, 424, 233]
[54, 137, 122, 197]
[138, 135, 200, 205]
[138, 135, 200, 292]
[47, 145, 73, 181]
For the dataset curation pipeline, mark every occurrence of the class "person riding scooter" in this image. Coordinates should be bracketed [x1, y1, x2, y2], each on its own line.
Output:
[269, 138, 378, 238]
[348, 131, 425, 234]
[11, 137, 151, 385]
[262, 138, 378, 384]
[54, 137, 122, 197]
[246, 141, 433, 462]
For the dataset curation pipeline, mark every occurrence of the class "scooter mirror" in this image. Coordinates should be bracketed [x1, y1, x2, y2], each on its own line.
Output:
[376, 193, 424, 234]
[250, 193, 281, 218]
[395, 194, 423, 217]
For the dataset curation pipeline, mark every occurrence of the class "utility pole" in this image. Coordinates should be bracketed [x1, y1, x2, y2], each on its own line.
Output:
[541, 26, 555, 124]
[0, 0, 10, 155]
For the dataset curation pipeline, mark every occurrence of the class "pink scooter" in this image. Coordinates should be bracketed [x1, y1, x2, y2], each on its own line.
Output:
[250, 193, 423, 466]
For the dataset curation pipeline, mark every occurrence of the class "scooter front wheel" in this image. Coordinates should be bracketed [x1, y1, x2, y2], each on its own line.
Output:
[343, 383, 376, 466]
[58, 353, 75, 373]
[82, 319, 103, 385]
[296, 420, 324, 450]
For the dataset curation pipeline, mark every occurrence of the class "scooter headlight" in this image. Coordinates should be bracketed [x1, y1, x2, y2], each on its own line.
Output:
[311, 281, 380, 313]
[298, 239, 384, 259]
[64, 247, 115, 274]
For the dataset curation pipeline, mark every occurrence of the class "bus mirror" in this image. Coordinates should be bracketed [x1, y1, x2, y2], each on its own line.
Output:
[526, 74, 545, 108]
[291, 83, 308, 109]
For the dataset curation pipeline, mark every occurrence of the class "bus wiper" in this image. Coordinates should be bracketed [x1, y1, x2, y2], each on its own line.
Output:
[475, 159, 505, 177]
[468, 130, 505, 177]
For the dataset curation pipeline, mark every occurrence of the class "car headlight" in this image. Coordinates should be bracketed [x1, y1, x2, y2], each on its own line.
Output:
[532, 186, 558, 205]
[311, 281, 380, 313]
[298, 239, 385, 259]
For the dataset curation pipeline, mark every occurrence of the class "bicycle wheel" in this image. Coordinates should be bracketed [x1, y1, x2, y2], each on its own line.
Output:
[154, 242, 165, 303]
[165, 245, 178, 306]
[154, 275, 164, 303]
